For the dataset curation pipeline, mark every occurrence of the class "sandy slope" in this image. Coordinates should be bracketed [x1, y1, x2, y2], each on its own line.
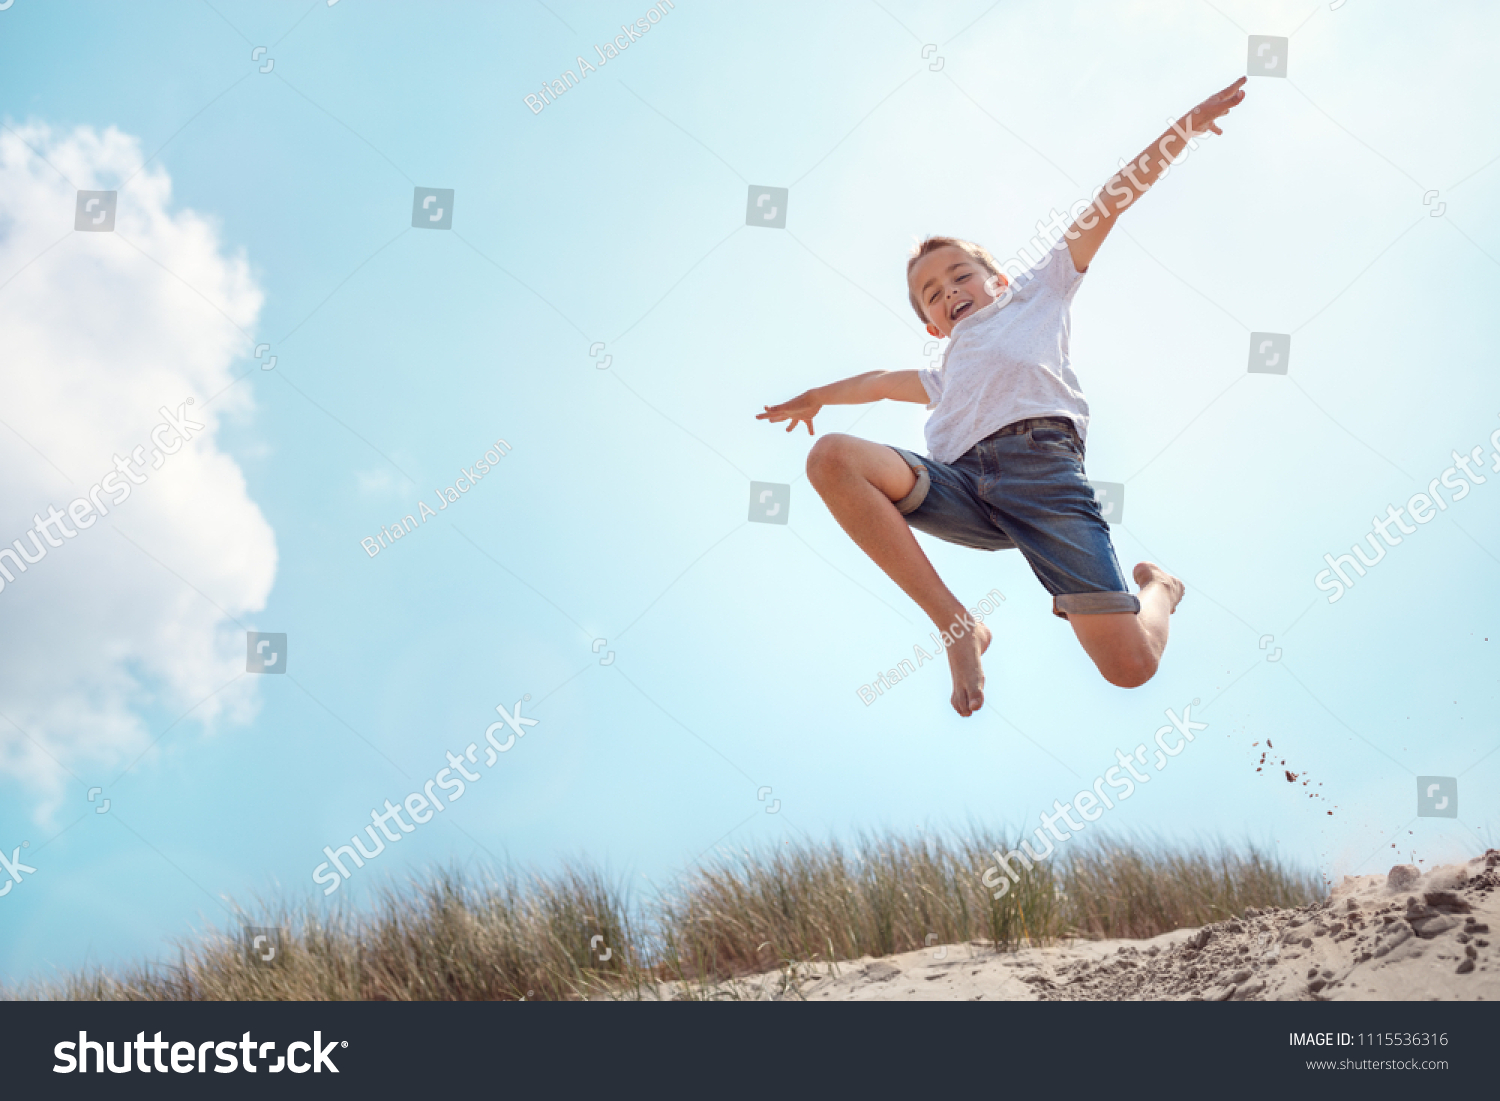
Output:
[698, 852, 1499, 1002]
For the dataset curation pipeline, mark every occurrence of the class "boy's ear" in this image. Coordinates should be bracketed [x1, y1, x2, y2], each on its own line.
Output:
[926, 324, 942, 338]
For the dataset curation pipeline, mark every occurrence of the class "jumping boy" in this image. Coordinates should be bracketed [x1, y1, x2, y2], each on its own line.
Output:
[758, 78, 1247, 717]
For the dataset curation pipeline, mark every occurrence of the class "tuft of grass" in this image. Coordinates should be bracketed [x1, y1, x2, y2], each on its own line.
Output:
[654, 831, 1318, 984]
[9, 864, 637, 1002]
[3, 832, 1321, 1001]
[656, 828, 1060, 980]
[1061, 839, 1323, 941]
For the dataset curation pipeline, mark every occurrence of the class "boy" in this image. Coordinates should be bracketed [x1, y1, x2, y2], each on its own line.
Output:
[758, 79, 1247, 717]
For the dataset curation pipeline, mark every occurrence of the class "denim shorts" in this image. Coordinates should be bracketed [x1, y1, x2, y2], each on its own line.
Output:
[889, 417, 1139, 618]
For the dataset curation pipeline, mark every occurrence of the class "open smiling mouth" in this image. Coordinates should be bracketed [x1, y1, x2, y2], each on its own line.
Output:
[949, 300, 973, 322]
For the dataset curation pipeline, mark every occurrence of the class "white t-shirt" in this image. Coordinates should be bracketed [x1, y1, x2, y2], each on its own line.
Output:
[917, 237, 1090, 465]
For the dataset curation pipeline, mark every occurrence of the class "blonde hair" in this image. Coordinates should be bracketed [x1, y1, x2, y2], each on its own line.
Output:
[906, 236, 1003, 323]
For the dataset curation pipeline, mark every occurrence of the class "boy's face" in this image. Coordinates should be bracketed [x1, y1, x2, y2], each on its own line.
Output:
[909, 245, 1001, 339]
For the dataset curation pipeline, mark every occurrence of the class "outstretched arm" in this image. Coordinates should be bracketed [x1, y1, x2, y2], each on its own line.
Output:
[757, 370, 928, 435]
[1064, 77, 1247, 273]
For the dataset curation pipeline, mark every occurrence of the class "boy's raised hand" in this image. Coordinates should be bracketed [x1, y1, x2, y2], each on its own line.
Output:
[757, 391, 822, 435]
[1180, 76, 1247, 137]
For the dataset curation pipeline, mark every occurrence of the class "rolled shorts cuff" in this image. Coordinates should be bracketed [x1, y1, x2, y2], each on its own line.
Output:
[889, 447, 930, 515]
[1051, 591, 1141, 619]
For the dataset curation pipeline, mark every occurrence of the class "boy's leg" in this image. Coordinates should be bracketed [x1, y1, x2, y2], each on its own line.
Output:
[1066, 563, 1185, 688]
[804, 433, 990, 716]
[971, 421, 1183, 689]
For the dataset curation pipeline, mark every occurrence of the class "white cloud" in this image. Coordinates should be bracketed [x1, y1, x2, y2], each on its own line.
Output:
[0, 120, 275, 816]
[354, 466, 403, 498]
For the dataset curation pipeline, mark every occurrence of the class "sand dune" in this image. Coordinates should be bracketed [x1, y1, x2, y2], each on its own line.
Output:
[706, 851, 1498, 1002]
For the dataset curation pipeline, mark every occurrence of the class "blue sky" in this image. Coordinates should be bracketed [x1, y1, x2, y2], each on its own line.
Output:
[0, 0, 1496, 986]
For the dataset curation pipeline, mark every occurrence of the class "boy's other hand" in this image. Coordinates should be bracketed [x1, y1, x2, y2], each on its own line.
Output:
[757, 391, 823, 435]
[1179, 76, 1247, 137]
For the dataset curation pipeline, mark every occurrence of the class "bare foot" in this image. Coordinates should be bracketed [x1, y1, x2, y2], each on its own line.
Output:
[1133, 562, 1185, 613]
[944, 617, 992, 717]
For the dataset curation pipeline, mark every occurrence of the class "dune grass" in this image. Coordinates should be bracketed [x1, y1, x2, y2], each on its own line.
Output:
[3, 831, 1321, 1001]
[20, 865, 637, 1003]
[658, 830, 1320, 985]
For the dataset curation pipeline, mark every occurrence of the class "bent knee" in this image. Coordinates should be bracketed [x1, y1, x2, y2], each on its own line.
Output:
[1100, 651, 1159, 689]
[805, 433, 858, 485]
